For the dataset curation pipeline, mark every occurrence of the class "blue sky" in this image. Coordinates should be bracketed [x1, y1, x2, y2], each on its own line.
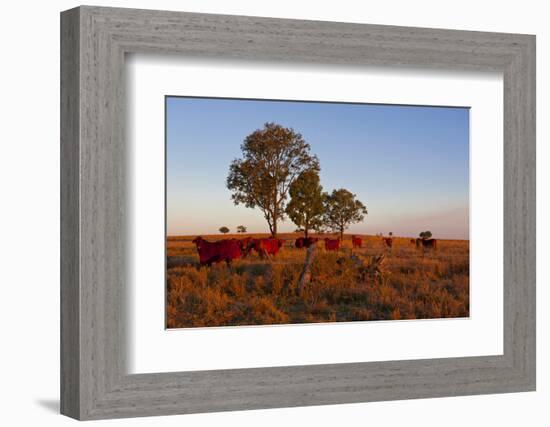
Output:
[166, 97, 469, 239]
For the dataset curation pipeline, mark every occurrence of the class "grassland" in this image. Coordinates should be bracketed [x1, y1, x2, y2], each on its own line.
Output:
[166, 233, 469, 328]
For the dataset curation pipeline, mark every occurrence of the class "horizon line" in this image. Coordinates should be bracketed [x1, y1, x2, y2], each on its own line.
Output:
[166, 232, 469, 241]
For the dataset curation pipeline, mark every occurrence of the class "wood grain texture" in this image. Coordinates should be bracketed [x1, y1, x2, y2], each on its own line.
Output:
[60, 5, 536, 420]
[60, 7, 80, 419]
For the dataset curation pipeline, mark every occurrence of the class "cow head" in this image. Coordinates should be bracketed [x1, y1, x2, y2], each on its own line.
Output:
[239, 237, 253, 257]
[192, 236, 204, 247]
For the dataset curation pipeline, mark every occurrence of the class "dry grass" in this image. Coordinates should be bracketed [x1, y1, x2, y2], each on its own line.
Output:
[166, 233, 469, 328]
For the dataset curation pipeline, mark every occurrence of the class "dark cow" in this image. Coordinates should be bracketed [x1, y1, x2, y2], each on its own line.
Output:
[416, 238, 437, 250]
[240, 237, 252, 255]
[324, 238, 340, 251]
[295, 237, 319, 249]
[381, 237, 393, 248]
[248, 238, 284, 258]
[192, 237, 243, 266]
[351, 235, 362, 248]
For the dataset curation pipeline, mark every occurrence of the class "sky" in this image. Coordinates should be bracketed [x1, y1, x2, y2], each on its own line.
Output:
[166, 96, 469, 239]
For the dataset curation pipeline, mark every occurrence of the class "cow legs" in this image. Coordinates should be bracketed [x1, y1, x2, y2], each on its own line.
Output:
[258, 248, 270, 260]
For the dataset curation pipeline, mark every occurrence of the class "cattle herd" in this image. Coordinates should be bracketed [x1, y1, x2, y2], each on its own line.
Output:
[191, 234, 438, 267]
[192, 236, 284, 266]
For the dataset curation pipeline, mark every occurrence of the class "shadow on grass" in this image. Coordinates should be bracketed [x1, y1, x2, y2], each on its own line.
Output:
[235, 262, 271, 277]
[167, 255, 198, 269]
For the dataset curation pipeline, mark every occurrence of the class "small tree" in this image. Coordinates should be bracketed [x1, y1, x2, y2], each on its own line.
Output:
[237, 225, 247, 233]
[389, 232, 393, 237]
[419, 231, 432, 240]
[323, 189, 368, 240]
[285, 170, 325, 238]
[227, 122, 320, 237]
[219, 226, 230, 234]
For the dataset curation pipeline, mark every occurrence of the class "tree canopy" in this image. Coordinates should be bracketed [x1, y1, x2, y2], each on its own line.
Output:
[285, 170, 325, 238]
[236, 225, 247, 233]
[419, 231, 432, 239]
[227, 122, 319, 237]
[219, 226, 230, 234]
[323, 189, 368, 240]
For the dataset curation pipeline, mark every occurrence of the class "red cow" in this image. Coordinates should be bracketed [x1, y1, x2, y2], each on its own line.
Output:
[295, 237, 319, 249]
[381, 237, 393, 248]
[416, 238, 437, 250]
[240, 237, 252, 256]
[248, 238, 284, 258]
[192, 237, 243, 266]
[324, 238, 340, 251]
[351, 235, 362, 248]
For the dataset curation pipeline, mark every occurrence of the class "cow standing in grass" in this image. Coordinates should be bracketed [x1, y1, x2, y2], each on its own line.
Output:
[192, 237, 244, 266]
[295, 237, 319, 249]
[240, 237, 252, 255]
[381, 237, 393, 249]
[324, 238, 340, 251]
[416, 238, 437, 250]
[247, 238, 284, 258]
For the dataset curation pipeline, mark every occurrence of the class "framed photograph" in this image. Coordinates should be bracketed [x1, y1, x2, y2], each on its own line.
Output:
[164, 97, 470, 329]
[61, 6, 535, 420]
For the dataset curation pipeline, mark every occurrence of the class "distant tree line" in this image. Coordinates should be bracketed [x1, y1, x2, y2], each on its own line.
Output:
[227, 122, 367, 239]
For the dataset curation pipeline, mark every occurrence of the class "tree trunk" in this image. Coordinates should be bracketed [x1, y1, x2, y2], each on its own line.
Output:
[271, 205, 278, 238]
[296, 244, 316, 295]
[272, 219, 277, 238]
[340, 227, 344, 241]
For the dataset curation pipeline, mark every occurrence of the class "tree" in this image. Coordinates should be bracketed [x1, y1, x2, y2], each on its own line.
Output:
[227, 122, 319, 237]
[236, 225, 247, 233]
[419, 231, 432, 240]
[285, 170, 325, 238]
[323, 189, 367, 240]
[219, 226, 230, 234]
[389, 232, 393, 237]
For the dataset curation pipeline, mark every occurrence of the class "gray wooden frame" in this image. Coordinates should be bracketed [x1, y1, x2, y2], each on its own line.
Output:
[60, 5, 536, 420]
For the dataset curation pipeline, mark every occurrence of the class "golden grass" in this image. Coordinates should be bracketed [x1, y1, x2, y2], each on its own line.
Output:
[166, 233, 469, 328]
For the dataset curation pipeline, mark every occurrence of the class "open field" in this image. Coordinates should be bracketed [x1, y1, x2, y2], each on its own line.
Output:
[166, 234, 469, 328]
[166, 233, 469, 328]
